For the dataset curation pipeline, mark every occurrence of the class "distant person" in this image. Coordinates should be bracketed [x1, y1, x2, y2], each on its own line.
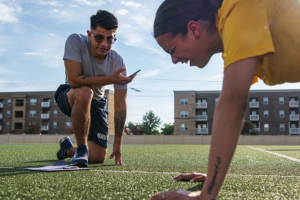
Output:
[149, 0, 300, 199]
[55, 10, 136, 167]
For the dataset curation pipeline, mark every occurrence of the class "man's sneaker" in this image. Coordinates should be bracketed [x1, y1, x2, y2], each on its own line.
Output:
[56, 136, 74, 160]
[71, 144, 89, 167]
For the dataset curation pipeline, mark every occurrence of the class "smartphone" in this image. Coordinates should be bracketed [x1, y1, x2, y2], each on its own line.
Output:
[129, 69, 141, 77]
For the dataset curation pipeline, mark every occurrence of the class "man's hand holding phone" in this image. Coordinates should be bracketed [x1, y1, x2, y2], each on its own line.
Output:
[129, 69, 141, 77]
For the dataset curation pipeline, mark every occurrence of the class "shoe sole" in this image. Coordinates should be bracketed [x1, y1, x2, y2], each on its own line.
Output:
[71, 161, 88, 167]
[56, 137, 69, 160]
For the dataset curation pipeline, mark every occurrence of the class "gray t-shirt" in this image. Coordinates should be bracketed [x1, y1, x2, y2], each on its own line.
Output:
[63, 33, 127, 100]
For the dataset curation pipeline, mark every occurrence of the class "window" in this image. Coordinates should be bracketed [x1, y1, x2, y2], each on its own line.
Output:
[291, 110, 296, 115]
[279, 110, 285, 118]
[251, 111, 257, 115]
[66, 122, 72, 128]
[279, 97, 284, 105]
[53, 122, 57, 129]
[290, 98, 296, 102]
[180, 111, 188, 118]
[202, 99, 207, 103]
[264, 124, 269, 131]
[30, 99, 37, 105]
[202, 111, 207, 116]
[280, 124, 285, 131]
[15, 111, 23, 118]
[180, 98, 188, 105]
[14, 123, 23, 130]
[291, 124, 296, 128]
[7, 110, 10, 117]
[54, 110, 58, 117]
[29, 122, 36, 126]
[7, 99, 11, 105]
[180, 124, 188, 131]
[263, 97, 268, 105]
[264, 110, 269, 118]
[251, 98, 257, 102]
[15, 99, 24, 106]
[6, 122, 10, 128]
[29, 110, 36, 117]
[202, 124, 207, 128]
[54, 99, 57, 105]
[215, 98, 218, 105]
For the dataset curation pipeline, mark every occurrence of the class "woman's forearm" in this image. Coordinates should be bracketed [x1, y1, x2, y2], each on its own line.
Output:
[200, 95, 248, 199]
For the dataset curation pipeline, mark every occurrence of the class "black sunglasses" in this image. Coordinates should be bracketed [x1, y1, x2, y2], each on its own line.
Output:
[90, 32, 117, 45]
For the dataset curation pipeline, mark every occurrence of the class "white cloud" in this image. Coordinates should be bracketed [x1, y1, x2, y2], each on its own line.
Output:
[0, 67, 18, 74]
[121, 1, 142, 9]
[49, 33, 55, 37]
[50, 9, 59, 13]
[116, 9, 129, 16]
[140, 70, 161, 78]
[24, 52, 41, 55]
[37, 0, 60, 6]
[70, 4, 78, 7]
[73, 0, 105, 6]
[0, 3, 20, 23]
[204, 74, 223, 81]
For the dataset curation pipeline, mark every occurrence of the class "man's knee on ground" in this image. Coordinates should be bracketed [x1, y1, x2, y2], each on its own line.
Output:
[89, 155, 106, 164]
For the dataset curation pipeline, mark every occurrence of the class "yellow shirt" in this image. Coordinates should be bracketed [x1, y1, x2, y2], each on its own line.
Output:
[216, 0, 300, 85]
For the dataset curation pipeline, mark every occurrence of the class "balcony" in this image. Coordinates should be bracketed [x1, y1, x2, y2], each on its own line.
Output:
[41, 114, 50, 119]
[41, 102, 50, 107]
[289, 101, 299, 108]
[195, 115, 207, 121]
[41, 125, 49, 131]
[251, 128, 260, 132]
[250, 115, 259, 121]
[290, 114, 299, 121]
[196, 128, 208, 135]
[249, 102, 259, 108]
[0, 113, 2, 119]
[196, 102, 207, 109]
[0, 103, 3, 108]
[289, 128, 300, 135]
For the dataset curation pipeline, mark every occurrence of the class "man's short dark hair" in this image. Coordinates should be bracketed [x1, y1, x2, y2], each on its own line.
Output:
[91, 10, 118, 30]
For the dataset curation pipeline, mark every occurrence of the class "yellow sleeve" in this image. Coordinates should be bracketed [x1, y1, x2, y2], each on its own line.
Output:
[221, 0, 275, 70]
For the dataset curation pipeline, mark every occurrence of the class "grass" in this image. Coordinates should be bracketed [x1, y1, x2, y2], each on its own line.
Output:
[0, 144, 300, 199]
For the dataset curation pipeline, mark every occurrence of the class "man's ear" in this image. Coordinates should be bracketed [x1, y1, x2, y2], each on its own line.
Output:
[187, 21, 203, 38]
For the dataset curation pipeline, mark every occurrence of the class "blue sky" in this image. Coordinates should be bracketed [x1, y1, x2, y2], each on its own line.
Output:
[1, 0, 300, 126]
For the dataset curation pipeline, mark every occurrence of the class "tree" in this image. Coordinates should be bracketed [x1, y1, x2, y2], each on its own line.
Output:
[124, 121, 144, 135]
[27, 124, 40, 134]
[161, 123, 174, 135]
[241, 120, 252, 135]
[142, 110, 162, 135]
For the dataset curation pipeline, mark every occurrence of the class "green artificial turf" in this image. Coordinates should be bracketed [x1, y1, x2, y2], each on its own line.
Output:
[0, 144, 300, 199]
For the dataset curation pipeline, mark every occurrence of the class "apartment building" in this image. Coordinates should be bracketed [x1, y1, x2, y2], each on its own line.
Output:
[174, 90, 300, 136]
[0, 90, 115, 134]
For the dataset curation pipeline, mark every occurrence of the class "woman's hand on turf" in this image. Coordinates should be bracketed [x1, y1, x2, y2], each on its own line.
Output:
[148, 189, 200, 200]
[172, 173, 206, 182]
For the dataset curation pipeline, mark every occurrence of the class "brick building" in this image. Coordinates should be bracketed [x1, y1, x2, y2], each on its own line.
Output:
[174, 90, 300, 135]
[0, 90, 115, 134]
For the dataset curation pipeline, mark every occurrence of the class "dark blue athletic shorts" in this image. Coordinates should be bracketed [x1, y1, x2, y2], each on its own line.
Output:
[54, 84, 109, 148]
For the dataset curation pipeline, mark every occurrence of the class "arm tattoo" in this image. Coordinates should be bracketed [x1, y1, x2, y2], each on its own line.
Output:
[115, 110, 126, 137]
[208, 156, 222, 195]
[82, 75, 91, 79]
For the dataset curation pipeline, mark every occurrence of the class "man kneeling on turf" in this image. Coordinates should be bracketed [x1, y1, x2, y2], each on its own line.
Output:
[55, 10, 136, 167]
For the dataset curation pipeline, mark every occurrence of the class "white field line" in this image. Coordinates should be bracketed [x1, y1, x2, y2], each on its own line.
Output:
[247, 146, 300, 163]
[1, 167, 300, 178]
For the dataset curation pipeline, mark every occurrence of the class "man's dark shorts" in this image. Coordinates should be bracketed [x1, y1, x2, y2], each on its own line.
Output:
[54, 84, 109, 148]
